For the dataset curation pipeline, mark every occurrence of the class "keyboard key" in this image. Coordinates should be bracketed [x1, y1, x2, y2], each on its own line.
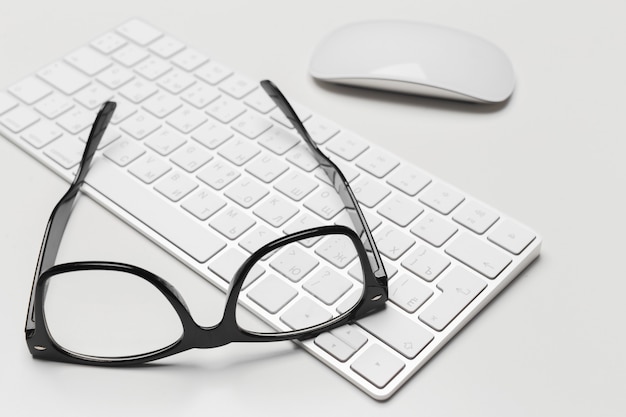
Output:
[145, 128, 186, 155]
[109, 96, 136, 124]
[386, 165, 431, 196]
[157, 69, 196, 94]
[283, 213, 324, 247]
[208, 248, 264, 287]
[239, 225, 280, 255]
[326, 131, 369, 161]
[225, 177, 269, 208]
[34, 93, 74, 119]
[209, 205, 256, 240]
[445, 233, 511, 279]
[9, 77, 52, 105]
[119, 78, 158, 103]
[389, 275, 433, 313]
[104, 137, 145, 166]
[453, 200, 499, 234]
[419, 267, 487, 331]
[218, 136, 260, 166]
[0, 106, 40, 133]
[181, 187, 226, 220]
[377, 194, 424, 227]
[195, 60, 233, 85]
[40, 134, 80, 168]
[135, 58, 173, 81]
[419, 182, 465, 215]
[244, 88, 276, 114]
[142, 100, 180, 128]
[303, 266, 353, 305]
[352, 176, 391, 208]
[351, 344, 405, 389]
[65, 47, 111, 76]
[304, 186, 345, 220]
[253, 194, 299, 227]
[21, 121, 63, 149]
[411, 212, 458, 247]
[0, 92, 18, 114]
[171, 48, 208, 72]
[374, 225, 415, 261]
[91, 32, 127, 54]
[356, 148, 400, 178]
[245, 152, 289, 183]
[219, 73, 257, 99]
[280, 297, 331, 330]
[247, 274, 297, 314]
[56, 106, 94, 134]
[38, 62, 90, 95]
[112, 44, 149, 67]
[331, 325, 368, 351]
[96, 64, 135, 89]
[359, 306, 433, 359]
[197, 158, 240, 190]
[315, 234, 358, 268]
[488, 219, 536, 255]
[258, 125, 300, 155]
[206, 95, 246, 123]
[117, 19, 162, 45]
[154, 170, 198, 202]
[271, 245, 319, 282]
[303, 115, 339, 145]
[74, 84, 113, 109]
[315, 333, 357, 362]
[167, 106, 207, 134]
[181, 82, 220, 109]
[274, 170, 318, 201]
[128, 153, 171, 184]
[170, 143, 212, 172]
[43, 136, 84, 168]
[402, 245, 450, 282]
[286, 145, 319, 172]
[120, 111, 161, 139]
[148, 36, 185, 59]
[191, 120, 233, 150]
[231, 111, 273, 139]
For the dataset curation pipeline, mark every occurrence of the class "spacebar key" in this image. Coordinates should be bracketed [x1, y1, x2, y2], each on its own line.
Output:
[86, 159, 226, 263]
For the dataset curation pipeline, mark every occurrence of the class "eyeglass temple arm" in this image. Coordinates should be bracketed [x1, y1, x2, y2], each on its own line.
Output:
[33, 102, 116, 277]
[27, 102, 115, 331]
[260, 80, 386, 279]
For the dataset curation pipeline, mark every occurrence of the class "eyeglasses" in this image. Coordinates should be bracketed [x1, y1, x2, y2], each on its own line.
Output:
[25, 80, 388, 365]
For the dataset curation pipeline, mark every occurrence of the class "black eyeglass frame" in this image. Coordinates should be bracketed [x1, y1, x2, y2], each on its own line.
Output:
[25, 81, 388, 365]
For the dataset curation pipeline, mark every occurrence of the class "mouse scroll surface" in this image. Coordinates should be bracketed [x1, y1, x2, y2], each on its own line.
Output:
[309, 20, 515, 103]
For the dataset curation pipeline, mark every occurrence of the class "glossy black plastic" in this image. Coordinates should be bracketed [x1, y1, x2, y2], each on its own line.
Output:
[25, 82, 388, 365]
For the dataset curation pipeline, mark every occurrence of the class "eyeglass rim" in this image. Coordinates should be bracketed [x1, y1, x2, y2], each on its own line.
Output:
[28, 225, 380, 364]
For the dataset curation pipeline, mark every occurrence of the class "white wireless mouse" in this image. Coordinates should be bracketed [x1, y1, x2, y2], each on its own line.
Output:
[309, 20, 515, 103]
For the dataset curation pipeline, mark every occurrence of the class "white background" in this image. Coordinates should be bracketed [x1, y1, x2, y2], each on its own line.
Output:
[1, 0, 625, 415]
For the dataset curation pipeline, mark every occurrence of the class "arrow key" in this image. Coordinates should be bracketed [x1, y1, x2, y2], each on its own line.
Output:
[351, 344, 405, 389]
[315, 333, 357, 362]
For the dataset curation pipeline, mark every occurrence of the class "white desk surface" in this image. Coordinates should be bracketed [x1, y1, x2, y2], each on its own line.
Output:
[1, 1, 625, 415]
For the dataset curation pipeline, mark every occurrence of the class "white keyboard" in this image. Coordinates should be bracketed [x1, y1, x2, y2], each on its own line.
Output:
[0, 19, 541, 400]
